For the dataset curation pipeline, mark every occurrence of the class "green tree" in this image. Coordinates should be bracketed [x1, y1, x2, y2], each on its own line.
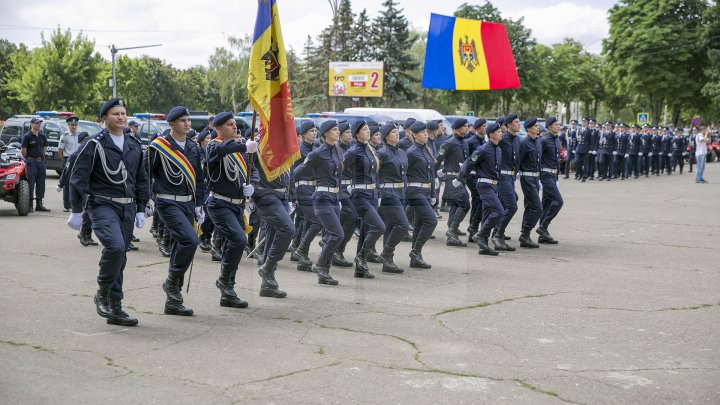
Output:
[0, 39, 23, 119]
[352, 9, 375, 62]
[701, 1, 720, 121]
[335, 0, 355, 62]
[208, 35, 251, 113]
[548, 39, 590, 122]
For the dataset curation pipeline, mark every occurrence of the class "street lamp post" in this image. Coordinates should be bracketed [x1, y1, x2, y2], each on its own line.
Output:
[109, 43, 162, 98]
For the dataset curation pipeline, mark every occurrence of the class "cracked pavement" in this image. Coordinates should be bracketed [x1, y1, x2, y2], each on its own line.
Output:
[1, 167, 719, 404]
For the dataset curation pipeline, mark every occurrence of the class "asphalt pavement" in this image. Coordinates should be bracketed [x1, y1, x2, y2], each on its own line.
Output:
[1, 166, 719, 404]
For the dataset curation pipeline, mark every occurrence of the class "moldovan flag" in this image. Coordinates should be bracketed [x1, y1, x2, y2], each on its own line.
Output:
[248, 0, 299, 180]
[422, 13, 520, 91]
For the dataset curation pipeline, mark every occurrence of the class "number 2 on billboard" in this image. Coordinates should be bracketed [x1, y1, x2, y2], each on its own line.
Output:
[371, 71, 379, 88]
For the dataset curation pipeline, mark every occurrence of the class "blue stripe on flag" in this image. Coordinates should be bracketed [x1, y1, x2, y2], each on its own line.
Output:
[422, 13, 457, 90]
[252, 0, 275, 42]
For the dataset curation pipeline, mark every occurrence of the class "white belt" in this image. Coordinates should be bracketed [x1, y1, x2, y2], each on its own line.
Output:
[295, 180, 316, 187]
[541, 168, 558, 174]
[350, 183, 376, 190]
[500, 170, 515, 175]
[316, 186, 339, 193]
[210, 191, 243, 204]
[379, 182, 404, 189]
[407, 182, 431, 189]
[257, 186, 287, 192]
[156, 193, 193, 202]
[340, 180, 352, 185]
[469, 171, 477, 175]
[519, 172, 539, 177]
[478, 178, 498, 185]
[443, 171, 459, 176]
[93, 195, 135, 204]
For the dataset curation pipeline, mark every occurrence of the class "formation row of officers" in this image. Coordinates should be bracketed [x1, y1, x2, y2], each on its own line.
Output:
[560, 117, 697, 181]
[63, 98, 564, 327]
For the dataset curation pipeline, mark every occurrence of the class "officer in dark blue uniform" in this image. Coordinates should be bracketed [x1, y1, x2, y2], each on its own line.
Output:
[343, 120, 384, 278]
[464, 118, 487, 241]
[293, 120, 343, 286]
[672, 129, 686, 173]
[517, 118, 542, 248]
[574, 117, 591, 181]
[290, 121, 321, 271]
[198, 116, 215, 141]
[425, 121, 442, 215]
[148, 106, 205, 316]
[59, 132, 98, 246]
[640, 125, 652, 176]
[597, 122, 614, 180]
[436, 118, 470, 247]
[398, 118, 415, 151]
[67, 98, 148, 326]
[197, 130, 215, 252]
[205, 112, 261, 305]
[376, 123, 408, 273]
[21, 117, 51, 212]
[252, 132, 295, 296]
[494, 113, 521, 251]
[614, 124, 629, 180]
[650, 127, 662, 175]
[661, 128, 673, 175]
[587, 119, 599, 180]
[334, 122, 357, 268]
[537, 117, 563, 244]
[564, 120, 578, 178]
[627, 124, 641, 178]
[458, 123, 503, 255]
[405, 121, 438, 268]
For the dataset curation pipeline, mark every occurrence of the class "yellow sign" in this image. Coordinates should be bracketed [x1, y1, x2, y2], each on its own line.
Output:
[328, 61, 383, 98]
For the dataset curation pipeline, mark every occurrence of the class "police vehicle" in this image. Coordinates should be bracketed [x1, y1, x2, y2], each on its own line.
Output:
[132, 113, 170, 148]
[189, 112, 251, 136]
[0, 111, 102, 173]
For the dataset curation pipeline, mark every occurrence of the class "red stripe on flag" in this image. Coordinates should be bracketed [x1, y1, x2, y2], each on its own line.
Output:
[261, 81, 299, 172]
[480, 22, 521, 90]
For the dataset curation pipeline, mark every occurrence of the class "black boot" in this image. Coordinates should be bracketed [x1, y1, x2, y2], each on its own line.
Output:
[519, 228, 540, 248]
[467, 227, 478, 244]
[131, 234, 140, 243]
[158, 239, 171, 257]
[259, 262, 287, 298]
[150, 225, 159, 239]
[366, 248, 382, 263]
[210, 238, 222, 261]
[445, 225, 467, 247]
[354, 249, 375, 279]
[293, 242, 313, 272]
[35, 199, 51, 212]
[126, 242, 138, 252]
[106, 299, 138, 326]
[94, 287, 111, 318]
[216, 268, 249, 308]
[380, 246, 404, 274]
[164, 299, 194, 316]
[409, 243, 431, 269]
[332, 250, 353, 267]
[476, 229, 499, 256]
[78, 231, 93, 246]
[198, 234, 212, 252]
[491, 228, 511, 241]
[492, 230, 516, 251]
[536, 224, 559, 244]
[162, 273, 184, 304]
[313, 259, 339, 285]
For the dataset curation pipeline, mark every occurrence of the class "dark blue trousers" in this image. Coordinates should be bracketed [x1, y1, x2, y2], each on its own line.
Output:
[520, 176, 542, 230]
[477, 183, 503, 233]
[25, 159, 47, 203]
[207, 198, 247, 284]
[314, 198, 343, 266]
[255, 190, 294, 265]
[539, 173, 563, 226]
[352, 190, 385, 254]
[575, 152, 589, 179]
[495, 175, 518, 233]
[378, 197, 410, 248]
[88, 200, 135, 301]
[406, 189, 437, 247]
[337, 196, 357, 251]
[156, 199, 199, 280]
[297, 196, 322, 247]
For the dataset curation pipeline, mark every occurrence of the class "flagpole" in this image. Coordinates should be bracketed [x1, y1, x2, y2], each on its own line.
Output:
[247, 110, 257, 185]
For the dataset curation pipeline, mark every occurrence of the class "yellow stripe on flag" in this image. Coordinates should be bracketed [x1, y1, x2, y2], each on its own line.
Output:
[452, 17, 490, 91]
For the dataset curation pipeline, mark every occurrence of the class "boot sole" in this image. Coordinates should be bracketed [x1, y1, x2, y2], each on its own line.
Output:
[220, 301, 249, 308]
[107, 318, 138, 326]
[520, 244, 540, 248]
[317, 279, 339, 285]
[164, 308, 194, 316]
[354, 273, 375, 279]
[296, 265, 313, 272]
[259, 290, 287, 298]
[382, 268, 405, 274]
[479, 250, 499, 256]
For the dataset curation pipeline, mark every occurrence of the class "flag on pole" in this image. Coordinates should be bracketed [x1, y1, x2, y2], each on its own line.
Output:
[248, 0, 299, 180]
[422, 13, 520, 91]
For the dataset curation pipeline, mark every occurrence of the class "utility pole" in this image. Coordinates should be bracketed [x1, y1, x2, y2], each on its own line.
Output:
[109, 43, 162, 97]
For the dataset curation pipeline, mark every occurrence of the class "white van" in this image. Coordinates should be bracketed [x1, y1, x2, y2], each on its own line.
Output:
[344, 107, 453, 136]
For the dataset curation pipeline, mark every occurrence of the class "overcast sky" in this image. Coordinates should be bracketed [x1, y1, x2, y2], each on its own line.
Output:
[0, 0, 614, 68]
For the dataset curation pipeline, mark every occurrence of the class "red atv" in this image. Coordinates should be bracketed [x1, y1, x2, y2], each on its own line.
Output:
[0, 141, 31, 216]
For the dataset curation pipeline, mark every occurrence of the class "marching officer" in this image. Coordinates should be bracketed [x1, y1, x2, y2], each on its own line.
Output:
[627, 124, 641, 178]
[672, 128, 686, 174]
[405, 121, 438, 268]
[436, 118, 470, 247]
[293, 120, 344, 286]
[564, 120, 578, 178]
[290, 121, 321, 272]
[661, 128, 673, 174]
[67, 98, 148, 326]
[376, 123, 408, 273]
[537, 117, 563, 244]
[517, 118, 542, 248]
[148, 106, 205, 316]
[457, 123, 503, 256]
[493, 113, 521, 251]
[614, 124, 629, 180]
[334, 122, 357, 268]
[651, 127, 662, 175]
[640, 125, 652, 176]
[597, 122, 615, 181]
[574, 117, 591, 181]
[464, 118, 487, 241]
[204, 112, 259, 307]
[587, 119, 599, 180]
[21, 117, 51, 212]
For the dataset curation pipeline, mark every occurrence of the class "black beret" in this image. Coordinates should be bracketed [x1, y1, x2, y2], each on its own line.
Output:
[524, 118, 537, 129]
[188, 129, 197, 138]
[66, 116, 79, 124]
[77, 131, 90, 143]
[198, 131, 210, 143]
[30, 117, 43, 124]
[504, 113, 518, 124]
[99, 98, 125, 118]
[319, 120, 338, 136]
[570, 119, 578, 124]
[403, 117, 417, 129]
[299, 121, 315, 135]
[123, 127, 132, 135]
[213, 111, 234, 127]
[496, 117, 504, 126]
[473, 118, 487, 129]
[409, 121, 427, 133]
[351, 120, 368, 138]
[367, 119, 378, 127]
[167, 106, 191, 122]
[127, 120, 140, 127]
[426, 121, 439, 131]
[208, 115, 215, 123]
[589, 118, 596, 124]
[380, 123, 397, 139]
[546, 117, 558, 127]
[486, 123, 501, 134]
[369, 125, 380, 135]
[339, 122, 350, 134]
[452, 118, 468, 129]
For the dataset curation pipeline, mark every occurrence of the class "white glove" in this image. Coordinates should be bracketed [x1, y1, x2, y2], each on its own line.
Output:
[135, 213, 145, 229]
[378, 198, 382, 206]
[639, 152, 643, 156]
[624, 154, 629, 158]
[430, 198, 437, 205]
[195, 206, 205, 225]
[339, 201, 342, 210]
[247, 201, 255, 211]
[56, 185, 62, 193]
[612, 151, 617, 155]
[436, 169, 444, 178]
[668, 153, 672, 157]
[649, 152, 653, 156]
[434, 178, 440, 189]
[66, 212, 82, 230]
[145, 200, 154, 217]
[451, 179, 462, 187]
[243, 184, 254, 197]
[347, 185, 353, 194]
[245, 140, 258, 153]
[459, 163, 464, 169]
